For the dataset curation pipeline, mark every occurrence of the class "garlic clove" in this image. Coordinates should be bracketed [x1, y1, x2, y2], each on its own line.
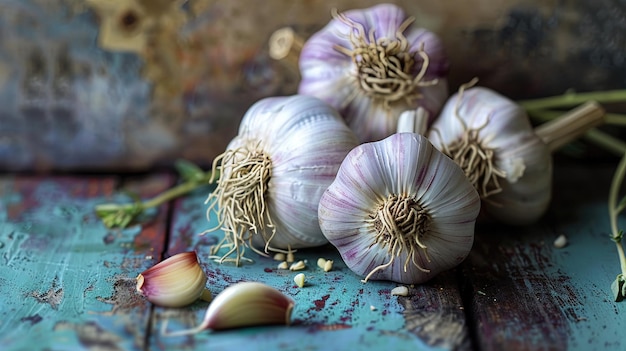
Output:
[136, 251, 212, 308]
[163, 281, 295, 336]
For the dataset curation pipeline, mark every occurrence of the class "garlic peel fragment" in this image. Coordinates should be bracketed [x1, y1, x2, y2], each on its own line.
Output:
[136, 251, 211, 308]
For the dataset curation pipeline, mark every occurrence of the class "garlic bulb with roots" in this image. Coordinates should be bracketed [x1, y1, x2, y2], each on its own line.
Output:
[427, 84, 604, 225]
[318, 133, 480, 284]
[298, 3, 449, 143]
[204, 95, 359, 265]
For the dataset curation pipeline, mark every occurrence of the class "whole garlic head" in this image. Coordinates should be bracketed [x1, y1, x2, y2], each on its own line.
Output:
[318, 133, 480, 284]
[298, 3, 449, 143]
[428, 86, 552, 225]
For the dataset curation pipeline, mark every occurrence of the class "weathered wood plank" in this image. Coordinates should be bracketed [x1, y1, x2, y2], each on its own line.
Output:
[148, 186, 470, 351]
[0, 174, 174, 351]
[463, 163, 626, 351]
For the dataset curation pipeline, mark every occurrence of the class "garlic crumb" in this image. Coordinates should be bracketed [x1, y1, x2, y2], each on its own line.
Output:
[316, 258, 327, 269]
[286, 252, 295, 263]
[289, 260, 306, 271]
[370, 305, 377, 311]
[277, 261, 289, 269]
[553, 234, 568, 249]
[323, 260, 333, 272]
[273, 253, 286, 261]
[294, 273, 305, 288]
[391, 286, 409, 296]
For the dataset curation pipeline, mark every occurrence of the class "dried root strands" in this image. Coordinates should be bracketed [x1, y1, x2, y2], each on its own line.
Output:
[318, 133, 480, 284]
[298, 3, 449, 143]
[203, 95, 359, 265]
[428, 83, 604, 225]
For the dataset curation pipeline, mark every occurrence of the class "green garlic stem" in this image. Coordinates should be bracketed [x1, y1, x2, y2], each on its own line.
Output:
[95, 178, 210, 213]
[608, 151, 626, 277]
[530, 110, 626, 127]
[584, 129, 626, 157]
[519, 90, 626, 110]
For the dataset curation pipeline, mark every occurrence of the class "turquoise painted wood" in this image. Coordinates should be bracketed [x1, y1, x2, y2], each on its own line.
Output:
[1, 163, 626, 350]
[0, 174, 174, 351]
[464, 163, 626, 350]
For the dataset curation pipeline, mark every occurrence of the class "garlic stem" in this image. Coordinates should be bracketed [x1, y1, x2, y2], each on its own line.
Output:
[583, 129, 626, 157]
[396, 108, 429, 135]
[534, 101, 605, 152]
[519, 89, 626, 110]
[269, 27, 304, 71]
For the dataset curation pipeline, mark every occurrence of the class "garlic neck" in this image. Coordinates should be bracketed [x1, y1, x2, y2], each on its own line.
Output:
[533, 101, 605, 152]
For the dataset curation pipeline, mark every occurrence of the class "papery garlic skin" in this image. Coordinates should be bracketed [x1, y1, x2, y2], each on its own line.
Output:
[298, 3, 449, 143]
[427, 87, 552, 225]
[318, 133, 480, 284]
[136, 251, 211, 308]
[206, 95, 359, 262]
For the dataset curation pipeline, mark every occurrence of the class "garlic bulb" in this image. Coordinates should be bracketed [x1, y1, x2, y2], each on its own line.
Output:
[427, 86, 552, 225]
[318, 133, 480, 284]
[298, 3, 449, 143]
[136, 251, 212, 308]
[204, 95, 359, 265]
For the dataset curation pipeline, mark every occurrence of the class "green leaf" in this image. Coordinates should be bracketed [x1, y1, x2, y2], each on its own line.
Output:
[612, 274, 626, 302]
[612, 230, 624, 243]
[175, 159, 206, 182]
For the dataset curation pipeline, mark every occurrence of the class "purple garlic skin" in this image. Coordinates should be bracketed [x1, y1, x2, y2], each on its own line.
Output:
[298, 3, 450, 143]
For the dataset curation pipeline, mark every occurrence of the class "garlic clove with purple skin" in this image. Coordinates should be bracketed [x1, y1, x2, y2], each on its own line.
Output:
[318, 133, 480, 284]
[298, 3, 449, 143]
[162, 281, 295, 336]
[136, 251, 212, 308]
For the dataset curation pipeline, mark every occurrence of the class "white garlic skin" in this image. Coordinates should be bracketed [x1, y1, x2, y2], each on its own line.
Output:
[428, 87, 552, 225]
[318, 133, 480, 284]
[298, 3, 449, 143]
[225, 95, 359, 249]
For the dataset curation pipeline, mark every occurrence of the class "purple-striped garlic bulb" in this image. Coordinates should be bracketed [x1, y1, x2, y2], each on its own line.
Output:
[204, 95, 359, 266]
[427, 86, 552, 226]
[298, 3, 449, 143]
[318, 133, 480, 284]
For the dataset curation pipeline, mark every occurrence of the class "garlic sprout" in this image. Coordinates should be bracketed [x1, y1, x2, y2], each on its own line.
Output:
[428, 84, 604, 225]
[298, 3, 449, 143]
[318, 133, 480, 284]
[204, 95, 358, 265]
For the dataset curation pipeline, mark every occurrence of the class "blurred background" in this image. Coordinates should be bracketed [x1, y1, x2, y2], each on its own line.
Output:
[0, 0, 624, 171]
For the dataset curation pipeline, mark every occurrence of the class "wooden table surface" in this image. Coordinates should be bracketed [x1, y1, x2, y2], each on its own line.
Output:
[0, 161, 624, 351]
